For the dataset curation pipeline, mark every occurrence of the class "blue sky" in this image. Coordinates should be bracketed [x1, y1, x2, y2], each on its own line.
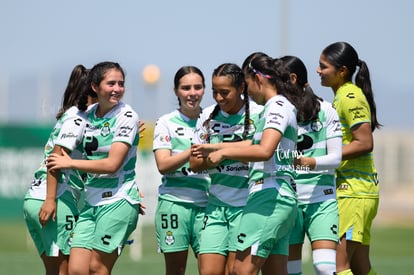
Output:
[1, 0, 412, 129]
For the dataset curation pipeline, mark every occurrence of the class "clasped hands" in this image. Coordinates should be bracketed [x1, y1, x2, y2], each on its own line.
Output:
[191, 144, 223, 166]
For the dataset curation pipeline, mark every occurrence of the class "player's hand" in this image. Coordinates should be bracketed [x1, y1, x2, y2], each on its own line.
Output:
[138, 190, 146, 215]
[38, 199, 57, 226]
[138, 120, 146, 139]
[191, 144, 216, 158]
[206, 150, 224, 166]
[46, 149, 73, 171]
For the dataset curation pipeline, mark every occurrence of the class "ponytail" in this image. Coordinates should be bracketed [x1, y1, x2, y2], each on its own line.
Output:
[355, 59, 382, 131]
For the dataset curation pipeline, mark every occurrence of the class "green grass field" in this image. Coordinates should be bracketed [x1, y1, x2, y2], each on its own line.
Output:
[1, 220, 413, 274]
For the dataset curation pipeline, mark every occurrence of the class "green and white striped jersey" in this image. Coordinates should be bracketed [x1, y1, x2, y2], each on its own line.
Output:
[82, 102, 140, 206]
[25, 106, 86, 202]
[248, 95, 297, 198]
[192, 101, 263, 207]
[295, 100, 342, 203]
[153, 109, 210, 207]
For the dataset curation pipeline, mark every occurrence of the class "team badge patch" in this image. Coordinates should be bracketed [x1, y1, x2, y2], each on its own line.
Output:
[311, 120, 322, 132]
[101, 122, 111, 137]
[164, 230, 175, 246]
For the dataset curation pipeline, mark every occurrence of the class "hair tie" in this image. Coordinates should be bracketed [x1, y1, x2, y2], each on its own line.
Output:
[248, 62, 273, 79]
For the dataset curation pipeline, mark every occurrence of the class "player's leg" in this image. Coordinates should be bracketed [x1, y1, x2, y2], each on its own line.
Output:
[349, 198, 378, 275]
[308, 200, 338, 275]
[41, 253, 68, 275]
[288, 244, 303, 275]
[164, 251, 189, 275]
[198, 205, 229, 275]
[287, 204, 305, 275]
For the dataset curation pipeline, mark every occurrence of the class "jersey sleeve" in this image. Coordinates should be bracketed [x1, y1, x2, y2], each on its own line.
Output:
[264, 98, 291, 134]
[314, 136, 342, 170]
[112, 108, 139, 146]
[192, 107, 211, 145]
[55, 109, 86, 151]
[341, 92, 371, 129]
[324, 101, 343, 140]
[153, 115, 172, 151]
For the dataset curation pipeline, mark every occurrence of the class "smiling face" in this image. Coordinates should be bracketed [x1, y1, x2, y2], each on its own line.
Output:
[175, 72, 204, 118]
[211, 75, 244, 114]
[317, 54, 345, 92]
[92, 68, 125, 112]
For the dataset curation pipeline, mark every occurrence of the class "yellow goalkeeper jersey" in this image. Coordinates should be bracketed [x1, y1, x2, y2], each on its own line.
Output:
[334, 82, 379, 198]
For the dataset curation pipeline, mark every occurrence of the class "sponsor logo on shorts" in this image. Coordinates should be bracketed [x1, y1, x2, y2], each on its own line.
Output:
[102, 191, 113, 198]
[323, 188, 334, 195]
[101, 235, 111, 245]
[237, 233, 246, 244]
[254, 179, 264, 185]
[330, 224, 338, 235]
[338, 184, 348, 190]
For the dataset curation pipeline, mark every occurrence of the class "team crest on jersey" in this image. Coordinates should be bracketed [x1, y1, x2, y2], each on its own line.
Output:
[247, 119, 256, 135]
[100, 122, 111, 137]
[311, 120, 322, 132]
[164, 231, 175, 245]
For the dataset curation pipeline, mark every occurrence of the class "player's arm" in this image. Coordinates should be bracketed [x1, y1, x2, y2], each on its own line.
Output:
[46, 141, 129, 174]
[189, 140, 251, 172]
[342, 122, 373, 160]
[38, 145, 68, 226]
[205, 128, 279, 165]
[295, 136, 342, 170]
[154, 148, 191, 175]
